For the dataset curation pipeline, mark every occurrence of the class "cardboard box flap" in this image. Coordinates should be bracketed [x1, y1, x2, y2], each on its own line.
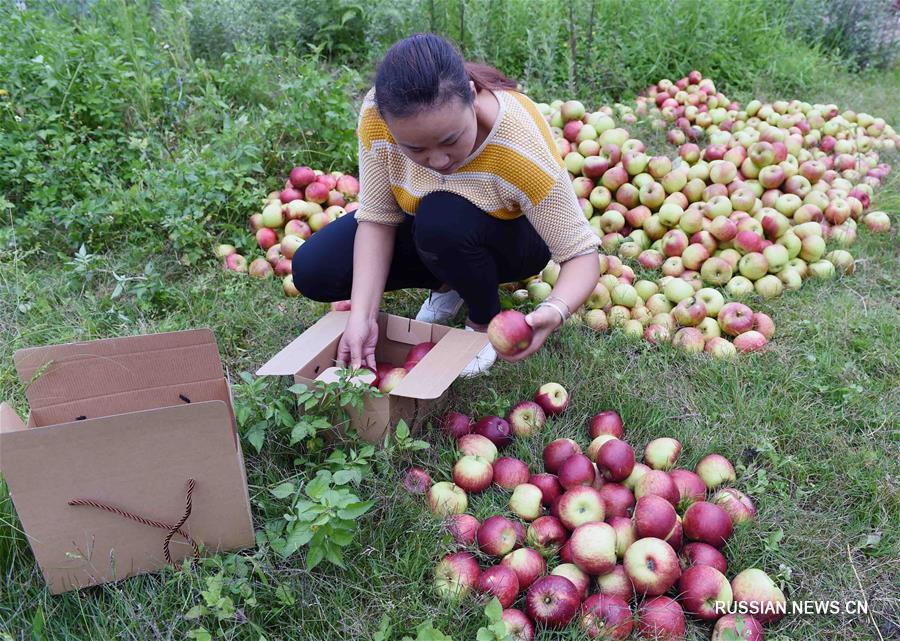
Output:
[385, 314, 434, 345]
[390, 329, 488, 400]
[0, 402, 26, 434]
[0, 401, 255, 593]
[256, 312, 349, 376]
[14, 330, 224, 410]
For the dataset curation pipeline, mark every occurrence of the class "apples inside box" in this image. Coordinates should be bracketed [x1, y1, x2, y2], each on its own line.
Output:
[257, 311, 489, 443]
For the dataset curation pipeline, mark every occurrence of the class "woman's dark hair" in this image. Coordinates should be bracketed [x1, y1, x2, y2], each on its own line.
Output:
[374, 33, 517, 119]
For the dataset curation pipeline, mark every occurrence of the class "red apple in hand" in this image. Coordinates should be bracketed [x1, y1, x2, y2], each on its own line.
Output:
[589, 410, 625, 439]
[477, 564, 520, 608]
[596, 439, 636, 482]
[488, 310, 534, 356]
[433, 552, 481, 601]
[678, 564, 733, 620]
[636, 596, 686, 640]
[535, 382, 569, 415]
[624, 537, 681, 596]
[683, 501, 733, 548]
[508, 401, 546, 437]
[579, 594, 633, 640]
[526, 575, 581, 629]
[474, 416, 513, 448]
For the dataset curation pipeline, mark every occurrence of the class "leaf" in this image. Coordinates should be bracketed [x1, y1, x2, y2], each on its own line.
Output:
[245, 420, 267, 453]
[306, 544, 325, 570]
[484, 597, 503, 623]
[332, 469, 359, 486]
[305, 471, 332, 499]
[185, 605, 208, 619]
[476, 629, 494, 641]
[270, 482, 296, 499]
[338, 500, 374, 520]
[373, 615, 392, 641]
[395, 420, 410, 440]
[187, 629, 212, 641]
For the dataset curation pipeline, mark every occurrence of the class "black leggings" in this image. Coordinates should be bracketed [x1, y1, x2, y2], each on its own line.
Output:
[292, 191, 551, 324]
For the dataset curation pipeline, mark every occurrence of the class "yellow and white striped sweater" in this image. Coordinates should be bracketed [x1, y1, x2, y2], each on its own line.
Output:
[353, 88, 600, 263]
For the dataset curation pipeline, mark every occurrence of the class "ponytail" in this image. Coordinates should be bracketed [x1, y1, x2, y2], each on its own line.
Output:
[375, 33, 517, 119]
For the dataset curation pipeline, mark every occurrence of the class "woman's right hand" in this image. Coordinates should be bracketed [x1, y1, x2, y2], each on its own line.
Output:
[337, 313, 379, 371]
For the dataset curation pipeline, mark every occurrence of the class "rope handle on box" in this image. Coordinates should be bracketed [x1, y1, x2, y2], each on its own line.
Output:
[68, 478, 199, 565]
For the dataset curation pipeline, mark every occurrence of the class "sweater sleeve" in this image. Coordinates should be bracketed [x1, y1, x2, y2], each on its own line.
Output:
[522, 168, 601, 263]
[352, 96, 405, 226]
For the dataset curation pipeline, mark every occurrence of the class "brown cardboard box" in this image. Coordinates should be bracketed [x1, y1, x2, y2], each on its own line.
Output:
[257, 311, 489, 442]
[0, 329, 256, 594]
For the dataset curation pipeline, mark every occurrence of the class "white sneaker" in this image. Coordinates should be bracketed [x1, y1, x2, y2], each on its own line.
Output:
[415, 289, 464, 323]
[459, 326, 497, 378]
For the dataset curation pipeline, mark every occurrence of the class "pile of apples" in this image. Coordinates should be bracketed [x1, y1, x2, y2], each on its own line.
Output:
[216, 165, 360, 297]
[417, 390, 785, 640]
[507, 71, 894, 354]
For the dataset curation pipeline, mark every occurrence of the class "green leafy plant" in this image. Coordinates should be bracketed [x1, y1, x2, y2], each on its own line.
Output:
[476, 598, 512, 641]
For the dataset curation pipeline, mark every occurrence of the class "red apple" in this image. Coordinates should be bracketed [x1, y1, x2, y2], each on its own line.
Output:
[508, 401, 546, 438]
[526, 516, 567, 558]
[731, 568, 787, 624]
[712, 614, 764, 641]
[534, 382, 569, 415]
[624, 537, 681, 596]
[589, 411, 625, 439]
[289, 166, 316, 188]
[446, 513, 480, 546]
[509, 483, 544, 521]
[596, 439, 636, 482]
[711, 488, 757, 524]
[595, 565, 635, 602]
[433, 551, 481, 601]
[526, 575, 581, 629]
[488, 310, 534, 356]
[457, 433, 498, 463]
[442, 411, 473, 438]
[669, 469, 707, 508]
[599, 483, 635, 519]
[695, 454, 736, 489]
[683, 501, 733, 548]
[570, 521, 617, 575]
[679, 542, 727, 574]
[529, 473, 563, 506]
[579, 594, 633, 640]
[634, 495, 678, 539]
[403, 341, 435, 369]
[644, 437, 682, 470]
[501, 547, 546, 589]
[678, 564, 733, 620]
[453, 455, 493, 493]
[378, 367, 407, 393]
[474, 416, 513, 448]
[427, 482, 467, 516]
[543, 438, 582, 474]
[477, 564, 520, 608]
[558, 486, 606, 530]
[502, 608, 535, 641]
[558, 453, 597, 489]
[402, 467, 430, 494]
[636, 596, 686, 640]
[477, 515, 518, 557]
[635, 470, 680, 505]
[493, 457, 531, 489]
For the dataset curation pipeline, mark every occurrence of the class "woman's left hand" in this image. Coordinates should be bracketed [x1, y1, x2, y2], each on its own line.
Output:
[499, 305, 563, 362]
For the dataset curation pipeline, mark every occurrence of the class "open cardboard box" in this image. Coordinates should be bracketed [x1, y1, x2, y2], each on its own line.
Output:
[257, 311, 489, 443]
[0, 329, 256, 594]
